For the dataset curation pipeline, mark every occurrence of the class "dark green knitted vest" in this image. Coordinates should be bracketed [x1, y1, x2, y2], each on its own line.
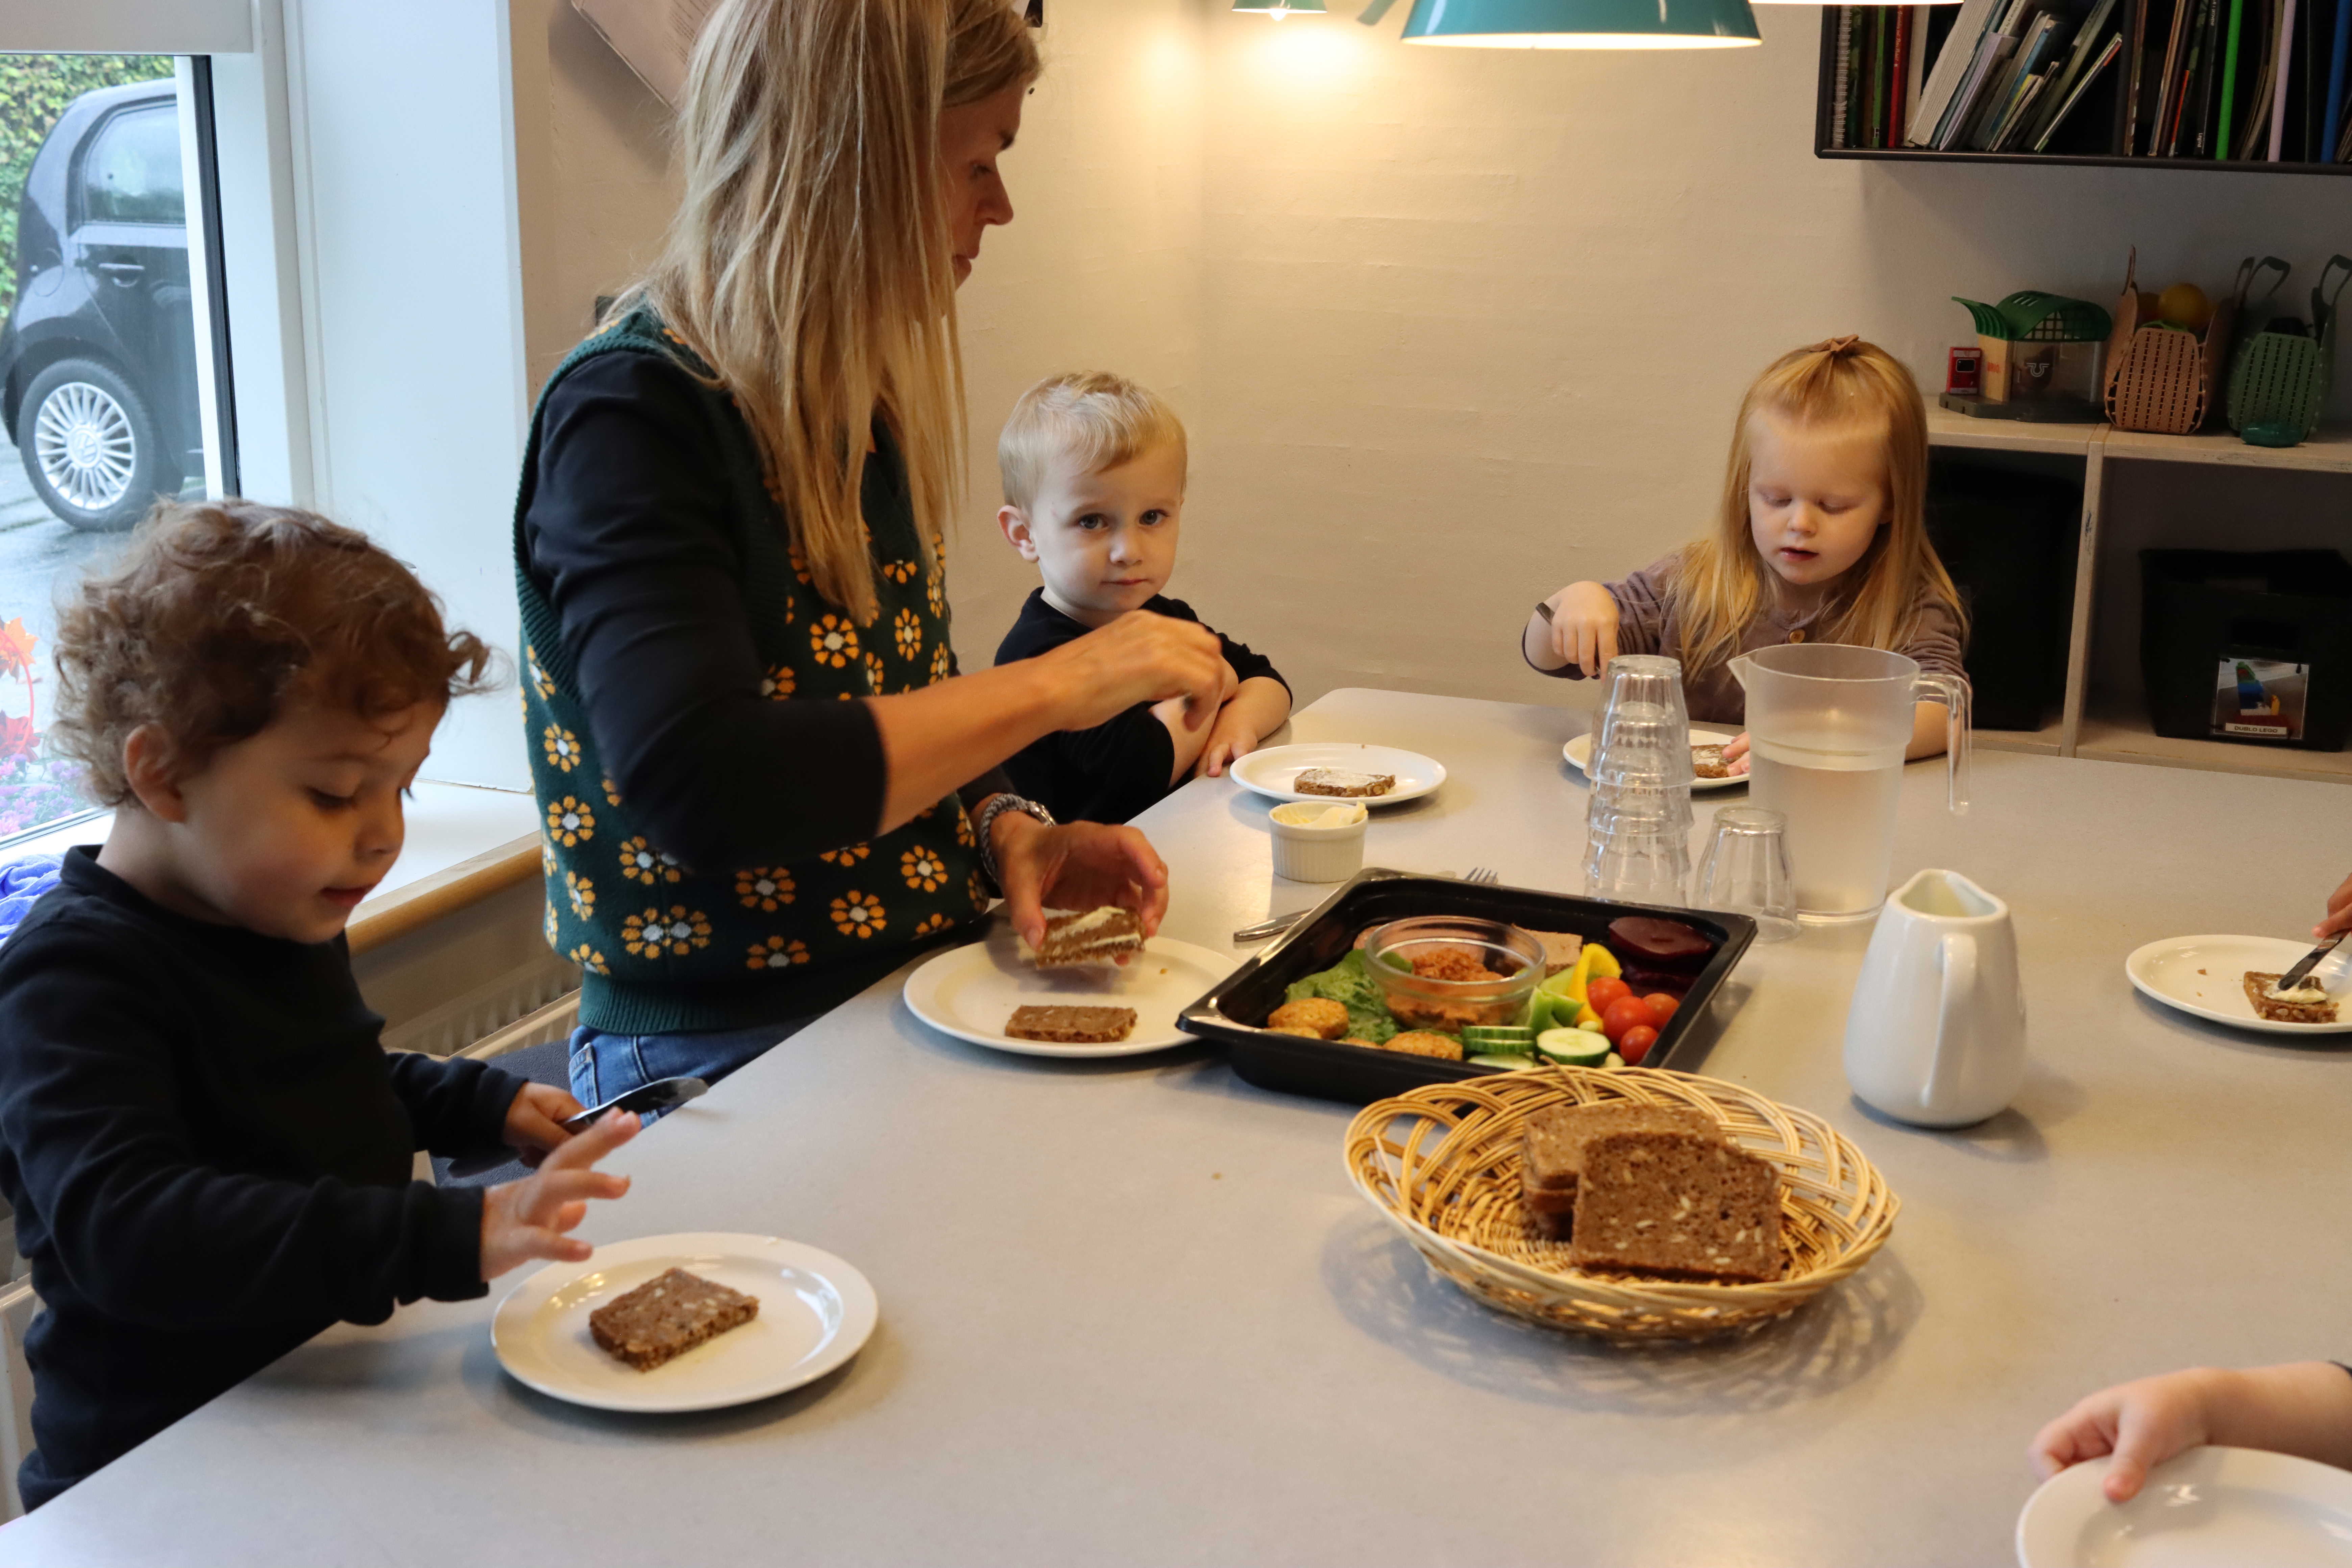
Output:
[514, 306, 986, 1033]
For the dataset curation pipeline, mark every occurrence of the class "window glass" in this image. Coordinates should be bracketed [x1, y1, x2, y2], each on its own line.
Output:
[0, 55, 215, 847]
[79, 105, 183, 226]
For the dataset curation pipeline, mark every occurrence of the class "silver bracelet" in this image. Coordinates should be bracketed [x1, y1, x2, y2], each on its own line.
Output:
[971, 792, 1055, 891]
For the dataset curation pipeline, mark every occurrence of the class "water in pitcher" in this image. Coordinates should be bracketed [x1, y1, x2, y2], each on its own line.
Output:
[1746, 729, 1904, 918]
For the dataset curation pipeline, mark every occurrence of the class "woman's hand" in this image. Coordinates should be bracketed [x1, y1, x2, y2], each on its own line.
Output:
[479, 1110, 639, 1279]
[2317, 870, 2352, 940]
[989, 811, 1169, 952]
[1722, 733, 1751, 777]
[1044, 611, 1227, 734]
[1540, 582, 1621, 678]
[501, 1082, 588, 1168]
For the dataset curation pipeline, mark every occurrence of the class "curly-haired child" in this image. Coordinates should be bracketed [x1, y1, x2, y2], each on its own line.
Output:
[0, 500, 639, 1509]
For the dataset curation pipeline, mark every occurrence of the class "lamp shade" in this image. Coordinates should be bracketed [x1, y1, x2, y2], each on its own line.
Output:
[1401, 0, 1760, 46]
[1234, 0, 1330, 12]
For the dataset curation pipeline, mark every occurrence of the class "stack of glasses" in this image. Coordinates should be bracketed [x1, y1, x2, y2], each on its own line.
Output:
[1583, 655, 1694, 903]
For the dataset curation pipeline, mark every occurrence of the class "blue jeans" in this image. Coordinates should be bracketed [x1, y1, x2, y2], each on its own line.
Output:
[567, 1020, 807, 1121]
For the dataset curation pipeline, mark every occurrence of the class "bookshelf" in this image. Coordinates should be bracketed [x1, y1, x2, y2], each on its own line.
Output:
[1927, 413, 2352, 784]
[1814, 1, 2352, 175]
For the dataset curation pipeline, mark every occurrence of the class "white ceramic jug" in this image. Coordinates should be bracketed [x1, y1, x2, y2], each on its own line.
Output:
[1842, 869, 2026, 1127]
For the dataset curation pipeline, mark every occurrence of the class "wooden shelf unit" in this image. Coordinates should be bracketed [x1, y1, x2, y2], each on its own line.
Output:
[1930, 412, 2352, 784]
[1815, 6, 2352, 176]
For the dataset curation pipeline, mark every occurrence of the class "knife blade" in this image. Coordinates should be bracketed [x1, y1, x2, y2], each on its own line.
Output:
[563, 1075, 707, 1132]
[2273, 931, 2346, 994]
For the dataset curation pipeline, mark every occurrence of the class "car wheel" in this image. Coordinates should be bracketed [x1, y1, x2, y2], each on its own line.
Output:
[17, 357, 180, 532]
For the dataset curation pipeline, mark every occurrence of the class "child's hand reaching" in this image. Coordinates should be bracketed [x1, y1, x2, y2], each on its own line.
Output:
[479, 1110, 639, 1279]
[501, 1082, 588, 1168]
[1721, 734, 1752, 776]
[2031, 1369, 2223, 1503]
[1540, 583, 1621, 678]
[2317, 869, 2352, 940]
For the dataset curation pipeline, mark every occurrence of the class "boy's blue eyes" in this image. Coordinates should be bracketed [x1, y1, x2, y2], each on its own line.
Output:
[1074, 511, 1168, 531]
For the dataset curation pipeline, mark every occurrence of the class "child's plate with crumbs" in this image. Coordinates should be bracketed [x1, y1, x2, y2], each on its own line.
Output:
[494, 1232, 877, 1413]
[2124, 935, 2352, 1035]
[1562, 727, 1745, 790]
[2017, 1444, 2352, 1566]
[1227, 743, 1445, 806]
[901, 922, 1234, 1057]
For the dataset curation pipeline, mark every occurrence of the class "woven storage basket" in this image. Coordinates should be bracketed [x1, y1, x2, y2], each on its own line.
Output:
[1343, 1067, 1897, 1343]
[2103, 250, 2244, 436]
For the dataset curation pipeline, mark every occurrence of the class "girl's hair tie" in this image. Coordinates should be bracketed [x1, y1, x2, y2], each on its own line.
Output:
[1815, 334, 1863, 358]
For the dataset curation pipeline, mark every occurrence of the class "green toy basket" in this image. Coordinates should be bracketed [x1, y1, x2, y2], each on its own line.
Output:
[2227, 255, 2349, 448]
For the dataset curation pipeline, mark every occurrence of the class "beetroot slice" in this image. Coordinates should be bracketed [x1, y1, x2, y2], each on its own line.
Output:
[1606, 916, 1713, 972]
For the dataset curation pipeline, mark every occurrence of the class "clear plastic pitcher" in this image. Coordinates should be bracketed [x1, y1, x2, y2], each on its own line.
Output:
[1730, 644, 1970, 921]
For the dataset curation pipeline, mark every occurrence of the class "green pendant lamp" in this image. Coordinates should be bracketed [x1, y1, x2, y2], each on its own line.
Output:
[1233, 0, 1330, 14]
[1401, 0, 1759, 47]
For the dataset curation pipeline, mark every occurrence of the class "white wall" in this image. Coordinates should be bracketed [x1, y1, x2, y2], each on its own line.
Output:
[508, 0, 2352, 720]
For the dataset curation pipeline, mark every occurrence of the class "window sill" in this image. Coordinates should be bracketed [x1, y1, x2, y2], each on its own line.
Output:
[1, 781, 543, 953]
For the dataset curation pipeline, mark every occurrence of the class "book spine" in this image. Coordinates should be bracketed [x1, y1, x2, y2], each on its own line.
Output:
[2327, 0, 2352, 156]
[1891, 7, 1912, 144]
[2039, 33, 2126, 147]
[2128, 0, 2155, 150]
[1914, 0, 2004, 142]
[2218, 0, 2248, 151]
[2272, 0, 2300, 155]
[1833, 6, 1854, 148]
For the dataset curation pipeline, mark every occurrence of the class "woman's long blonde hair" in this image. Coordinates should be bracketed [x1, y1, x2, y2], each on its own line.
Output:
[633, 0, 1038, 624]
[1672, 337, 1966, 687]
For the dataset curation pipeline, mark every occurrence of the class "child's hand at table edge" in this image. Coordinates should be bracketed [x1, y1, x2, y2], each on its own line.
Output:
[2315, 869, 2352, 940]
[1722, 734, 1752, 776]
[989, 812, 1169, 955]
[2030, 1368, 2222, 1503]
[1195, 707, 1259, 780]
[501, 1082, 588, 1168]
[479, 1110, 639, 1280]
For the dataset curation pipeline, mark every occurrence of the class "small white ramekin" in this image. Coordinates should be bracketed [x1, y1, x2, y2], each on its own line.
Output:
[1268, 800, 1369, 883]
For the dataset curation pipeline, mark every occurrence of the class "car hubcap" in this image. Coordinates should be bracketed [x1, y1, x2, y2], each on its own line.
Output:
[32, 382, 135, 513]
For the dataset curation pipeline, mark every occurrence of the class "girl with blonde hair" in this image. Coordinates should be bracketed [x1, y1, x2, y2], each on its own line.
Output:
[1523, 337, 1968, 769]
[515, 0, 1227, 1109]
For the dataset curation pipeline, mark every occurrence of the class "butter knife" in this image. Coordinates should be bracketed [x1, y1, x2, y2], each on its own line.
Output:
[446, 1076, 707, 1180]
[2273, 931, 2346, 994]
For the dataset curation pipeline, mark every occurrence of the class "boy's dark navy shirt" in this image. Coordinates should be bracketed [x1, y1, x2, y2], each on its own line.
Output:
[0, 848, 523, 1508]
[994, 590, 1287, 824]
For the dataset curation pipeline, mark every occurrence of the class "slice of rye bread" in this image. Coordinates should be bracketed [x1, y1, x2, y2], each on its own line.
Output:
[1692, 744, 1731, 780]
[1006, 1005, 1137, 1044]
[1294, 768, 1396, 798]
[1568, 1130, 1784, 1283]
[1521, 1102, 1721, 1209]
[1029, 907, 1144, 967]
[2244, 971, 2338, 1024]
[589, 1268, 760, 1372]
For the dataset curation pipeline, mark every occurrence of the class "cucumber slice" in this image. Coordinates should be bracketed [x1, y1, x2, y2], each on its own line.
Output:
[1462, 1026, 1536, 1047]
[1467, 1052, 1540, 1071]
[1535, 1027, 1610, 1067]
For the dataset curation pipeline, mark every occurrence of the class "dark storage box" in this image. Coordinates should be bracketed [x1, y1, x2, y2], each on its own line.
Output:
[2140, 549, 2352, 751]
[1926, 461, 2080, 732]
[1177, 869, 1756, 1105]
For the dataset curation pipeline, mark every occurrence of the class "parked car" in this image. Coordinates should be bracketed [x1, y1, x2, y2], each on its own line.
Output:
[0, 80, 201, 532]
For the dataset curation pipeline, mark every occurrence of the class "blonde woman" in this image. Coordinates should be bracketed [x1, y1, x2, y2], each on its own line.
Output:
[516, 0, 1227, 1109]
[1521, 336, 1967, 768]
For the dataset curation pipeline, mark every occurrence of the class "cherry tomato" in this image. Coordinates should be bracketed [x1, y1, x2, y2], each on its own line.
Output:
[1601, 996, 1652, 1042]
[1642, 993, 1680, 1024]
[1618, 1024, 1660, 1065]
[1584, 976, 1632, 1013]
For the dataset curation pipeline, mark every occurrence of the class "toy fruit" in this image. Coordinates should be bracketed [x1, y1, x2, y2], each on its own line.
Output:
[2157, 281, 2212, 333]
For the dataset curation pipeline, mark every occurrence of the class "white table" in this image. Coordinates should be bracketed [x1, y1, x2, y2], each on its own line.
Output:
[6, 687, 2351, 1568]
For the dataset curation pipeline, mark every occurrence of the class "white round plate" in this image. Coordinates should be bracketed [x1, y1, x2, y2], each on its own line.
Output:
[901, 925, 1234, 1057]
[1226, 743, 1445, 806]
[493, 1232, 877, 1414]
[2018, 1445, 2352, 1566]
[2123, 934, 2352, 1035]
[1563, 727, 1745, 790]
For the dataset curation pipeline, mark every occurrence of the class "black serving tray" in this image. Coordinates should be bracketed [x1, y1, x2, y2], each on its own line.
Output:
[1178, 869, 1757, 1104]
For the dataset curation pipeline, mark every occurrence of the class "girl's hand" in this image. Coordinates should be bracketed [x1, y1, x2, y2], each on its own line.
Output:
[479, 1110, 638, 1279]
[1546, 582, 1621, 677]
[1723, 733, 1751, 777]
[990, 812, 1169, 953]
[501, 1082, 588, 1168]
[2317, 870, 2352, 940]
[2030, 1369, 2222, 1503]
[1044, 612, 1227, 735]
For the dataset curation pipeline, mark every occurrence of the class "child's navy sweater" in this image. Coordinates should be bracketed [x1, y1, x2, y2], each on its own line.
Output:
[994, 590, 1287, 824]
[0, 848, 522, 1508]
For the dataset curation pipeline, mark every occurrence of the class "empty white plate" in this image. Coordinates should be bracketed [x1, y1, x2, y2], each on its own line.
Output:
[1226, 743, 1445, 807]
[1562, 727, 1745, 790]
[901, 923, 1234, 1057]
[493, 1232, 877, 1413]
[2018, 1445, 2352, 1566]
[2123, 935, 2352, 1035]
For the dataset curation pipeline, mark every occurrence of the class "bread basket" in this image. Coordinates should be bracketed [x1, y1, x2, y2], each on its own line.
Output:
[1343, 1067, 1897, 1343]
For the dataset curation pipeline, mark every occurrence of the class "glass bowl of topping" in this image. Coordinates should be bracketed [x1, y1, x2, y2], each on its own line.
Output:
[1361, 916, 1544, 1033]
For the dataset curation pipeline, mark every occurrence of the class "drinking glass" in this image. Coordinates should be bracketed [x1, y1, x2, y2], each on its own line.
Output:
[1692, 806, 1798, 941]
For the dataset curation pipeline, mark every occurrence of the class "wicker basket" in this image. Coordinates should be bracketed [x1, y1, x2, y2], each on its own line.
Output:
[2103, 249, 2249, 436]
[1342, 1067, 1898, 1343]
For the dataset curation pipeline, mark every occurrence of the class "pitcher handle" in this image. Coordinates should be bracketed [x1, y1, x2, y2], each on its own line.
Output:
[1916, 671, 1971, 816]
[1925, 931, 1978, 1116]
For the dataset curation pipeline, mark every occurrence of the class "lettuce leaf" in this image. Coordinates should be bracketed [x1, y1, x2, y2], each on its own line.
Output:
[1282, 949, 1397, 1043]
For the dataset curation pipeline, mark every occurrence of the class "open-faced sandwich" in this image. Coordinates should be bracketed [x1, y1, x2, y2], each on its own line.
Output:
[2244, 971, 2337, 1024]
[1294, 768, 1395, 798]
